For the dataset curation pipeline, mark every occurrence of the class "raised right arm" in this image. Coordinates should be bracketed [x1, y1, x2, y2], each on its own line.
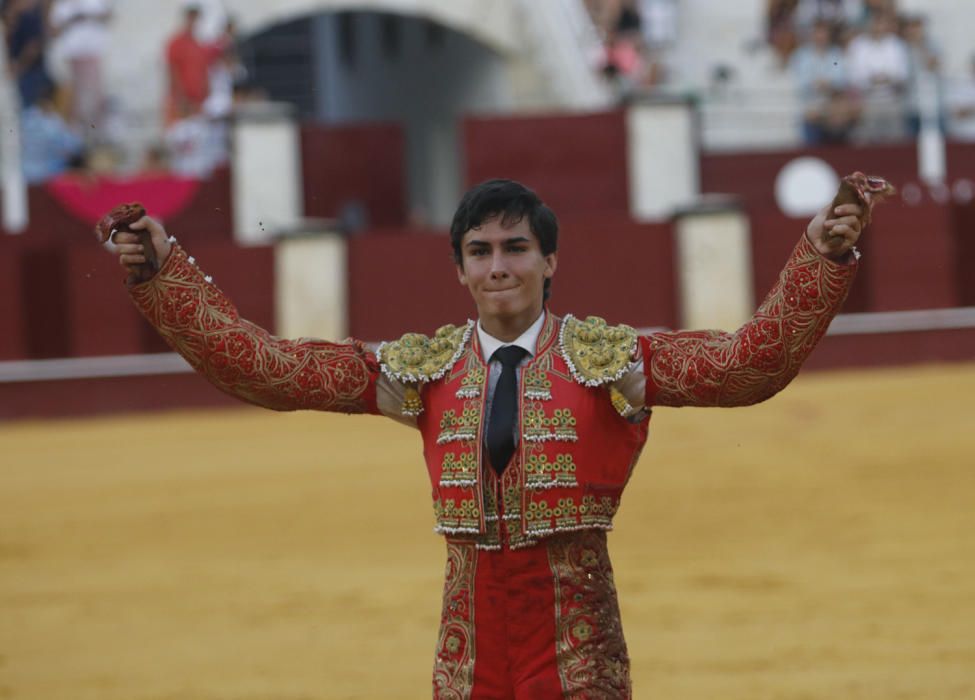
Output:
[129, 243, 380, 414]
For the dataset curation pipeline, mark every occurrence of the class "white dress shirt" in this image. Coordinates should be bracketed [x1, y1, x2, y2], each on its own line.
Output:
[375, 311, 647, 426]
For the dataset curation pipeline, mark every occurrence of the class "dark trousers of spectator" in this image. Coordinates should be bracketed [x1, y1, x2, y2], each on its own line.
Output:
[802, 120, 851, 146]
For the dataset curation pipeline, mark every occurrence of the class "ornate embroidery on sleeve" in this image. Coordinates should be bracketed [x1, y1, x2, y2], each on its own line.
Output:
[645, 234, 856, 407]
[547, 530, 631, 698]
[129, 245, 378, 413]
[433, 541, 477, 699]
[559, 316, 638, 387]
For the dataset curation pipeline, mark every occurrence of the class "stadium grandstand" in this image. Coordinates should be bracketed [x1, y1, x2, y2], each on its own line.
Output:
[2, 1, 974, 698]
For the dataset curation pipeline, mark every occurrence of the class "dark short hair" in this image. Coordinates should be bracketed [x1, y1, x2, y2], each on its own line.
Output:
[449, 179, 559, 300]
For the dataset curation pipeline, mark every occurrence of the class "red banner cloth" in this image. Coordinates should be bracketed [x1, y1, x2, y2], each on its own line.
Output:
[45, 173, 202, 226]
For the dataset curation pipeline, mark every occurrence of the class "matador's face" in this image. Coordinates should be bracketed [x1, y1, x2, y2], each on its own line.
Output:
[456, 216, 557, 328]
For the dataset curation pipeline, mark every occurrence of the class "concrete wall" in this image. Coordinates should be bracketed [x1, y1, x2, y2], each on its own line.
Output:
[311, 12, 512, 225]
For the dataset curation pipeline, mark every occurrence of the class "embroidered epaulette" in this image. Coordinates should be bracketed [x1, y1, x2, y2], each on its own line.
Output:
[559, 314, 637, 387]
[378, 321, 473, 383]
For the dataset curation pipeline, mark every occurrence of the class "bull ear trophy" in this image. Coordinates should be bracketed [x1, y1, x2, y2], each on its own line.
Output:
[95, 202, 158, 284]
[830, 172, 897, 228]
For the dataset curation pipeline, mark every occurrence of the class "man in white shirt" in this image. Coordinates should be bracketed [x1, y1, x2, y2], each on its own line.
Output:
[846, 11, 910, 142]
[48, 0, 112, 130]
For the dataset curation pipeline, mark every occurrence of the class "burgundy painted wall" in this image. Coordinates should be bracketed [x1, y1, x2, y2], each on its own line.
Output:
[700, 144, 920, 210]
[301, 123, 406, 228]
[464, 111, 629, 218]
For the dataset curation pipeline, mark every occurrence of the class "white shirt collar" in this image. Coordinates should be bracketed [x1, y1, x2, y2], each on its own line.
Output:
[477, 311, 546, 363]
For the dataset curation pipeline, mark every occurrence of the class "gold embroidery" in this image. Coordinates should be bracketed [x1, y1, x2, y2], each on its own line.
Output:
[526, 494, 619, 536]
[525, 453, 578, 490]
[455, 366, 486, 399]
[524, 405, 578, 443]
[433, 498, 481, 534]
[647, 234, 856, 407]
[524, 367, 553, 400]
[559, 316, 636, 387]
[433, 542, 477, 698]
[440, 452, 478, 487]
[129, 245, 375, 413]
[379, 322, 473, 382]
[437, 405, 481, 445]
[548, 531, 630, 697]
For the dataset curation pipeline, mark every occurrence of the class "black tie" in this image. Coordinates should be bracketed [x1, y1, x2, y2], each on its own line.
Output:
[486, 345, 528, 475]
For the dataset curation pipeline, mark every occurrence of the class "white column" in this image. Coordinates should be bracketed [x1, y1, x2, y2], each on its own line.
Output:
[275, 233, 348, 341]
[675, 203, 754, 330]
[0, 32, 27, 234]
[626, 97, 699, 222]
[232, 103, 303, 246]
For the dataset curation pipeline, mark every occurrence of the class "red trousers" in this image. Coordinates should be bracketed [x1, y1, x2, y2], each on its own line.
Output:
[433, 530, 631, 699]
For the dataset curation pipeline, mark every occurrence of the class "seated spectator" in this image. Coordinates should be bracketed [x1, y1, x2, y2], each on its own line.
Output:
[48, 0, 113, 130]
[20, 83, 84, 183]
[2, 0, 51, 108]
[585, 0, 623, 39]
[793, 0, 860, 39]
[846, 11, 909, 141]
[853, 0, 895, 30]
[792, 19, 859, 143]
[767, 0, 800, 66]
[946, 55, 975, 142]
[637, 0, 678, 47]
[902, 14, 943, 135]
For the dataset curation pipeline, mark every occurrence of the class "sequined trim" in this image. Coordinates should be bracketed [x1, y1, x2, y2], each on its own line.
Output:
[524, 406, 579, 443]
[548, 531, 631, 698]
[526, 494, 619, 538]
[455, 366, 486, 399]
[378, 321, 474, 384]
[525, 453, 578, 490]
[559, 316, 637, 387]
[433, 498, 482, 535]
[524, 367, 553, 400]
[439, 451, 478, 488]
[437, 406, 481, 445]
[433, 542, 477, 699]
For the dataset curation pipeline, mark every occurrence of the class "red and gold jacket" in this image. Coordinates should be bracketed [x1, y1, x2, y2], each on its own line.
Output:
[129, 233, 856, 546]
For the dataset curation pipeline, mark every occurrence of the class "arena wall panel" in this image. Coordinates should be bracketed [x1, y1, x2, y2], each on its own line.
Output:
[0, 245, 25, 360]
[463, 111, 629, 218]
[301, 123, 406, 228]
[700, 144, 920, 210]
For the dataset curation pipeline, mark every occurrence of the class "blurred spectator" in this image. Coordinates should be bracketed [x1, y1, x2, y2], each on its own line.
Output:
[164, 114, 219, 177]
[853, 0, 895, 29]
[902, 14, 943, 135]
[767, 0, 800, 66]
[20, 82, 84, 183]
[792, 19, 859, 143]
[615, 0, 642, 35]
[946, 55, 975, 142]
[2, 0, 51, 108]
[202, 17, 243, 122]
[165, 2, 225, 125]
[793, 0, 861, 39]
[585, 0, 623, 39]
[846, 11, 909, 140]
[637, 0, 678, 47]
[48, 0, 112, 130]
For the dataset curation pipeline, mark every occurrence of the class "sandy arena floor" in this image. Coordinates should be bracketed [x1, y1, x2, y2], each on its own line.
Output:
[1, 363, 974, 699]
